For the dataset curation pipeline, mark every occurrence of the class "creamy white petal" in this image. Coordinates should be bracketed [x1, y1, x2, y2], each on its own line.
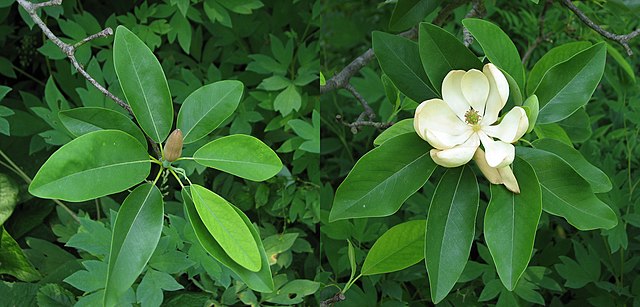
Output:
[479, 132, 514, 168]
[481, 63, 509, 125]
[498, 165, 520, 194]
[482, 107, 529, 143]
[426, 129, 473, 150]
[461, 69, 490, 117]
[473, 148, 502, 184]
[429, 133, 479, 167]
[442, 70, 471, 121]
[414, 99, 470, 144]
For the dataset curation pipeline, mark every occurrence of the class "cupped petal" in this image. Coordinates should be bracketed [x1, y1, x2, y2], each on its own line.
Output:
[482, 106, 529, 143]
[414, 99, 470, 145]
[498, 165, 520, 194]
[479, 132, 514, 168]
[481, 63, 509, 125]
[442, 70, 471, 120]
[429, 133, 479, 167]
[461, 69, 490, 116]
[426, 129, 473, 150]
[473, 148, 502, 184]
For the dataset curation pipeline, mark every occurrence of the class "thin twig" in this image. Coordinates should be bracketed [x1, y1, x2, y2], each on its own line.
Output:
[16, 0, 162, 157]
[344, 83, 374, 120]
[562, 0, 640, 55]
[462, 0, 486, 47]
[522, 0, 551, 65]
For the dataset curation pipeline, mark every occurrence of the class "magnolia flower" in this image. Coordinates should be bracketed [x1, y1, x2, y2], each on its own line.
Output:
[414, 64, 528, 193]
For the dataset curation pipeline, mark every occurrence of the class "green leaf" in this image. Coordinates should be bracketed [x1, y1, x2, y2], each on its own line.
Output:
[36, 283, 77, 307]
[361, 219, 426, 275]
[517, 147, 617, 230]
[532, 138, 611, 193]
[522, 95, 539, 133]
[263, 279, 321, 305]
[534, 123, 572, 146]
[177, 80, 244, 144]
[484, 157, 541, 290]
[104, 183, 164, 307]
[606, 43, 636, 83]
[372, 31, 437, 103]
[0, 227, 42, 282]
[0, 85, 11, 101]
[557, 108, 592, 142]
[526, 41, 592, 95]
[330, 133, 436, 221]
[533, 42, 606, 124]
[64, 260, 107, 293]
[274, 85, 301, 116]
[190, 184, 261, 272]
[0, 173, 19, 226]
[58, 107, 147, 146]
[193, 134, 282, 181]
[29, 130, 150, 202]
[182, 188, 274, 292]
[136, 269, 184, 307]
[462, 18, 525, 92]
[66, 217, 111, 257]
[373, 118, 414, 146]
[347, 240, 356, 282]
[554, 241, 600, 288]
[113, 26, 173, 143]
[389, 0, 441, 31]
[426, 166, 479, 303]
[418, 22, 483, 92]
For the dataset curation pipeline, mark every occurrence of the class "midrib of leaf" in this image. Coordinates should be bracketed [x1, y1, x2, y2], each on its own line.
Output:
[107, 185, 156, 282]
[435, 168, 465, 291]
[337, 151, 431, 215]
[536, 48, 599, 113]
[541, 185, 611, 228]
[362, 230, 423, 275]
[379, 38, 432, 92]
[34, 160, 148, 191]
[182, 88, 237, 141]
[192, 188, 258, 269]
[124, 38, 161, 142]
[195, 157, 275, 167]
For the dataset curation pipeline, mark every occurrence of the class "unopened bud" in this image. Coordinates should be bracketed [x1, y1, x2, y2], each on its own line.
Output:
[163, 129, 183, 162]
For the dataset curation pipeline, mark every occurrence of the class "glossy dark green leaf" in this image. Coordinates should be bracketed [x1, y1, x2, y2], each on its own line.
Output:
[484, 157, 541, 290]
[177, 80, 244, 144]
[59, 107, 147, 146]
[182, 188, 274, 292]
[0, 227, 42, 282]
[190, 184, 261, 272]
[329, 133, 436, 221]
[373, 118, 414, 146]
[0, 173, 19, 226]
[533, 42, 606, 124]
[361, 219, 426, 275]
[532, 138, 611, 193]
[526, 41, 592, 95]
[462, 18, 525, 92]
[113, 26, 173, 143]
[29, 130, 150, 202]
[104, 183, 164, 306]
[426, 166, 478, 303]
[534, 123, 572, 146]
[517, 147, 617, 230]
[389, 0, 441, 31]
[193, 134, 282, 181]
[418, 22, 483, 92]
[372, 31, 437, 103]
[557, 107, 592, 142]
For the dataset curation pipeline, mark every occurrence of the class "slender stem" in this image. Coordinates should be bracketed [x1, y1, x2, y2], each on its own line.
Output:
[11, 64, 46, 86]
[169, 169, 185, 189]
[151, 168, 163, 187]
[0, 149, 79, 222]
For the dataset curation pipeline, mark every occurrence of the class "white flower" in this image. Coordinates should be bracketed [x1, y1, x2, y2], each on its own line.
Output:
[414, 63, 528, 193]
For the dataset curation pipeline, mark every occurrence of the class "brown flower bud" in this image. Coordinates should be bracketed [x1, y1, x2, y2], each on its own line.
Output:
[163, 129, 183, 162]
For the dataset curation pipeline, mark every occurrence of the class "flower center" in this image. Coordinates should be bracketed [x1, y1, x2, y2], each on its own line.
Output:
[464, 108, 481, 125]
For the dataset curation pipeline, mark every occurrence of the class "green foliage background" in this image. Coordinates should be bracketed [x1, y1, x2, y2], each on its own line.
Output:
[321, 0, 640, 306]
[0, 0, 320, 305]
